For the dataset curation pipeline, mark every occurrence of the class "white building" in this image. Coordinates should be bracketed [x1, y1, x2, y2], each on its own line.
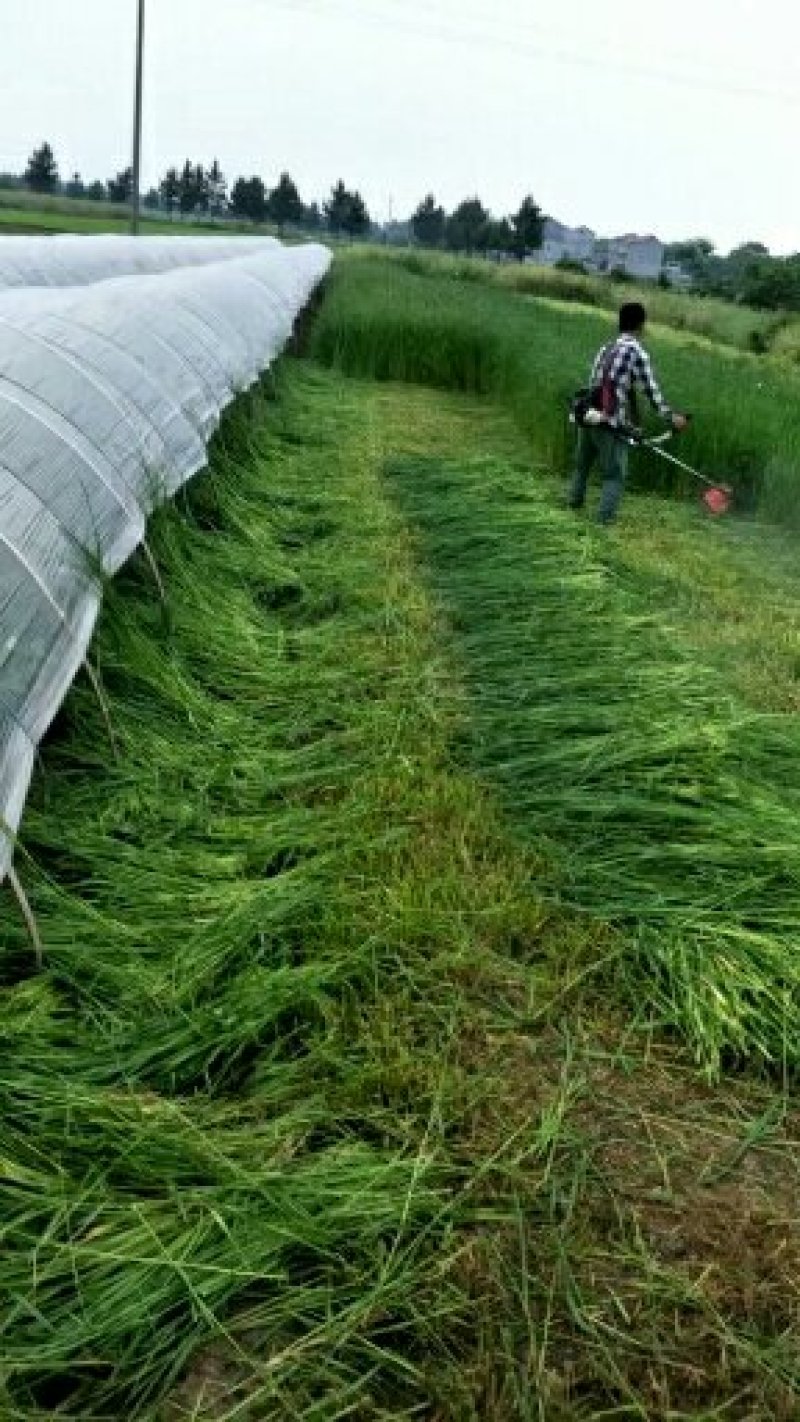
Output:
[527, 218, 666, 281]
[533, 218, 597, 266]
[596, 234, 665, 280]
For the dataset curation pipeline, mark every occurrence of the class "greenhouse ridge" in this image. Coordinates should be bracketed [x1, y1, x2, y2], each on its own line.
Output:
[0, 236, 331, 879]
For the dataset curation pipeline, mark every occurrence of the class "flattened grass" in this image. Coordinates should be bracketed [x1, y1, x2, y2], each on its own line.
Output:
[603, 492, 800, 714]
[384, 449, 800, 1070]
[1, 367, 481, 1416]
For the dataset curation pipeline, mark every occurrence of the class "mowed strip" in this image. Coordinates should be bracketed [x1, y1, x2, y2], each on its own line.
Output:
[1, 364, 494, 1417]
[384, 446, 800, 1071]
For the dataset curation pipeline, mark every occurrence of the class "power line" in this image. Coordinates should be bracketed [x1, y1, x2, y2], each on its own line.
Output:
[250, 0, 800, 108]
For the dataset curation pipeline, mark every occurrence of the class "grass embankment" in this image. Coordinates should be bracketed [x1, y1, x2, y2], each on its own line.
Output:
[374, 246, 798, 360]
[0, 189, 279, 238]
[314, 255, 800, 526]
[5, 359, 800, 1418]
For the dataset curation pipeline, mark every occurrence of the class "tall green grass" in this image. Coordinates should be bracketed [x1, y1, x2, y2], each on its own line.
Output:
[373, 245, 800, 358]
[313, 256, 800, 527]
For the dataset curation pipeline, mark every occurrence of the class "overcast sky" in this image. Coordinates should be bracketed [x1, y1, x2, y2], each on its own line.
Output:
[0, 0, 797, 253]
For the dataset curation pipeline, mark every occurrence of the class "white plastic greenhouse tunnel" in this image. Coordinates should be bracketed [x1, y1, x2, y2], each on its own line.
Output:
[0, 235, 332, 902]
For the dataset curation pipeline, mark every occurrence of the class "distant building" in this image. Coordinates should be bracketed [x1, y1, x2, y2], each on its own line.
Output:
[595, 234, 665, 280]
[663, 261, 694, 290]
[527, 219, 667, 281]
[532, 218, 597, 266]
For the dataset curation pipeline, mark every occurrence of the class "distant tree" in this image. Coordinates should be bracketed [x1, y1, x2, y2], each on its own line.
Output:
[412, 193, 446, 248]
[663, 237, 725, 294]
[727, 241, 770, 281]
[177, 160, 208, 215]
[665, 237, 715, 265]
[229, 175, 267, 223]
[207, 159, 227, 216]
[178, 159, 194, 212]
[302, 201, 322, 231]
[143, 187, 161, 210]
[0, 173, 23, 191]
[445, 197, 489, 254]
[740, 256, 800, 311]
[159, 166, 180, 216]
[481, 216, 514, 257]
[343, 190, 371, 238]
[229, 176, 247, 219]
[65, 172, 85, 200]
[730, 241, 770, 259]
[267, 172, 304, 233]
[323, 182, 371, 238]
[107, 166, 133, 203]
[665, 238, 716, 280]
[193, 163, 209, 213]
[324, 180, 353, 236]
[25, 141, 59, 194]
[86, 180, 107, 202]
[510, 195, 544, 260]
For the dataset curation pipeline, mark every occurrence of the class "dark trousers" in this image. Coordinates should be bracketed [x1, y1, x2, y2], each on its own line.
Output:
[570, 426, 629, 524]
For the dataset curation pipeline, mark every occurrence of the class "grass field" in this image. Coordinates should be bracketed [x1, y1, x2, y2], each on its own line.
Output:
[0, 206, 214, 236]
[7, 190, 800, 363]
[313, 255, 800, 526]
[3, 256, 800, 1418]
[0, 188, 280, 238]
[376, 247, 800, 360]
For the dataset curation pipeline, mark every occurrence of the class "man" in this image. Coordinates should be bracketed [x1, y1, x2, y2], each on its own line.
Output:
[569, 302, 688, 525]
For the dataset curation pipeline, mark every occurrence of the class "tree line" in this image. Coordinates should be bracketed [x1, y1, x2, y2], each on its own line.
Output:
[665, 238, 800, 315]
[12, 143, 547, 257]
[410, 194, 543, 258]
[14, 143, 371, 237]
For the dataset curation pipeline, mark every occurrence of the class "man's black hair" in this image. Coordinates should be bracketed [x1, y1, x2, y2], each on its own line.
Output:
[619, 302, 647, 333]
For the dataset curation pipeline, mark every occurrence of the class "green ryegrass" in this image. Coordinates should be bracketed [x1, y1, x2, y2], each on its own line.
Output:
[366, 244, 800, 358]
[4, 281, 800, 1417]
[0, 190, 281, 238]
[313, 257, 800, 528]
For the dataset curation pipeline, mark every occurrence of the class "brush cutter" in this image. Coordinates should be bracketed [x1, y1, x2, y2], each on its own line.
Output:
[620, 426, 733, 516]
[569, 394, 734, 515]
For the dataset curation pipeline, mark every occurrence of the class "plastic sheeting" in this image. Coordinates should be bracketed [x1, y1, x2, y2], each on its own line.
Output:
[0, 234, 280, 289]
[0, 237, 331, 877]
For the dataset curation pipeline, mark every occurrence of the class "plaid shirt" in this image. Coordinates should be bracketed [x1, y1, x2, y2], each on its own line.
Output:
[590, 334, 671, 428]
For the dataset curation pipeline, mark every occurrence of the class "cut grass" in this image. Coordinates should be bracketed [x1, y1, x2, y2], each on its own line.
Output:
[384, 449, 800, 1071]
[3, 355, 800, 1419]
[596, 493, 800, 715]
[1, 367, 476, 1415]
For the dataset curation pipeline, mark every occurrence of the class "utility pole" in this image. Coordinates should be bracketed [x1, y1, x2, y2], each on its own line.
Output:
[131, 0, 145, 234]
